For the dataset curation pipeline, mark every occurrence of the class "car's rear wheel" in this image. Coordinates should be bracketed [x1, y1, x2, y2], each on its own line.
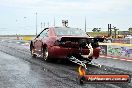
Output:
[43, 47, 49, 61]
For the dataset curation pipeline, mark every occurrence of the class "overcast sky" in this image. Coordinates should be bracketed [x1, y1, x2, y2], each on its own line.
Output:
[0, 0, 132, 35]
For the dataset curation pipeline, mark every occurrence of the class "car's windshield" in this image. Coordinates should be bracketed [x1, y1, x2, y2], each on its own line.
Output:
[55, 27, 88, 36]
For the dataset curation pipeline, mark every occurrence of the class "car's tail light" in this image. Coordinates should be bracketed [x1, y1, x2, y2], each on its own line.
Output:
[93, 47, 101, 58]
[91, 42, 99, 48]
[54, 40, 61, 46]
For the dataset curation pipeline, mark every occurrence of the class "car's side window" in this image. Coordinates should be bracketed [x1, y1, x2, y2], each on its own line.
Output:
[39, 31, 45, 38]
[44, 29, 49, 37]
[39, 28, 49, 38]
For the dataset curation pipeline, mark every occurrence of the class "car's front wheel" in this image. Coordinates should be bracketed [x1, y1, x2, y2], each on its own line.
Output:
[30, 46, 36, 58]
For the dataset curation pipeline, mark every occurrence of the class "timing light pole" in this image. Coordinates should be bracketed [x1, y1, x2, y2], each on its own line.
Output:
[54, 17, 55, 26]
[108, 24, 118, 38]
[36, 12, 37, 36]
[44, 22, 45, 29]
[85, 17, 87, 32]
[41, 22, 42, 31]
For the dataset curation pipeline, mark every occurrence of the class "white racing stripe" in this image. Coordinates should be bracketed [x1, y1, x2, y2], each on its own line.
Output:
[81, 43, 93, 60]
[86, 43, 93, 58]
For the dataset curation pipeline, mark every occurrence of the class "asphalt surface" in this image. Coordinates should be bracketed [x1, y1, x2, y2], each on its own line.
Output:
[0, 39, 132, 88]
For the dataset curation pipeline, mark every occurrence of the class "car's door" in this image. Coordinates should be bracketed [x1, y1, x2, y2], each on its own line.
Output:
[34, 28, 49, 52]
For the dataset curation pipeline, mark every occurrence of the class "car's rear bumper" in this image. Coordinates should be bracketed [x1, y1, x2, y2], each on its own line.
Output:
[48, 46, 101, 59]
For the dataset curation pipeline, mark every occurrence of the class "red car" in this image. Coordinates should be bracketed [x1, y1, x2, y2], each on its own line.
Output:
[30, 27, 103, 62]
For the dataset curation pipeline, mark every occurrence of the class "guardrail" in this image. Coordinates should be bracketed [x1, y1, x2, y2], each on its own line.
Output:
[0, 36, 35, 41]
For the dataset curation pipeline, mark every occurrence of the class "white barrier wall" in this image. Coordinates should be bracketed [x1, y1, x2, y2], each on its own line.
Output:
[100, 43, 132, 60]
[107, 45, 132, 59]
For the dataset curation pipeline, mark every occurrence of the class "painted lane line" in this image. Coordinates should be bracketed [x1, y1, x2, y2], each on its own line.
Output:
[100, 55, 132, 62]
[119, 59, 126, 61]
[8, 41, 12, 43]
[21, 44, 25, 46]
[21, 43, 30, 46]
[106, 57, 112, 59]
[1, 40, 5, 42]
[112, 58, 118, 60]
[126, 59, 132, 62]
[100, 56, 106, 58]
[16, 42, 20, 44]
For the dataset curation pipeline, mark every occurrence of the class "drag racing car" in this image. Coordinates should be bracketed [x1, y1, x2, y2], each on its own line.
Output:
[30, 27, 104, 62]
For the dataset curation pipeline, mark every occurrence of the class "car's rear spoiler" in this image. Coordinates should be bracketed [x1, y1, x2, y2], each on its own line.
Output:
[88, 38, 105, 43]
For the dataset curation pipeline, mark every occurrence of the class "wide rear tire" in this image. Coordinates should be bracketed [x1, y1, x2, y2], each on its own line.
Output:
[43, 47, 50, 61]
